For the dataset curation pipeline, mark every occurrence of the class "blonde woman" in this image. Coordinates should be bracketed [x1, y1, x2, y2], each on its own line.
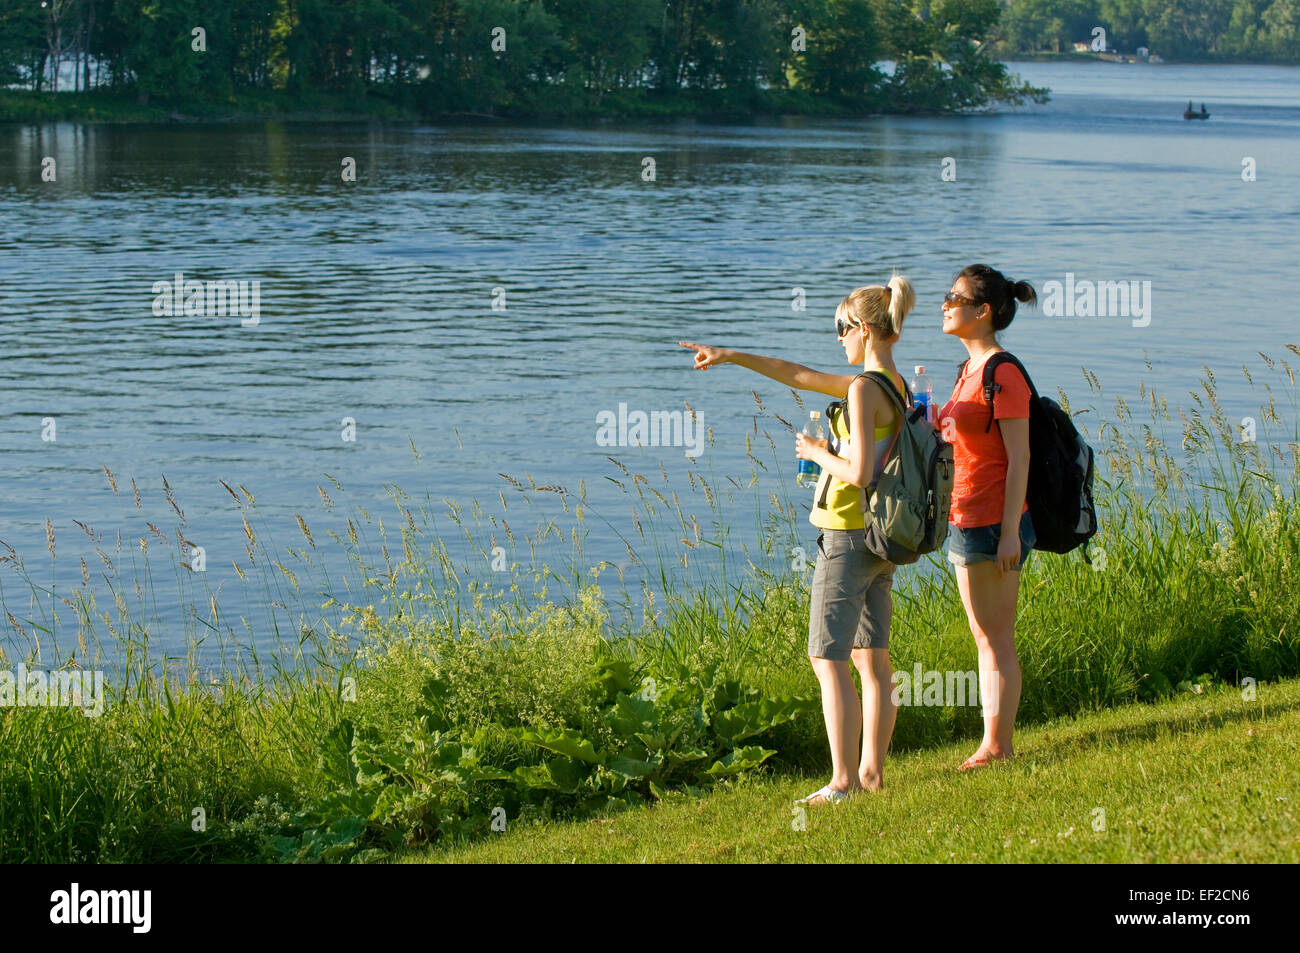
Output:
[681, 273, 916, 802]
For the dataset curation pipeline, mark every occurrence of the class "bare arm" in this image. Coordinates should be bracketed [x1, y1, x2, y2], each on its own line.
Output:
[997, 417, 1031, 575]
[796, 377, 880, 487]
[680, 341, 855, 397]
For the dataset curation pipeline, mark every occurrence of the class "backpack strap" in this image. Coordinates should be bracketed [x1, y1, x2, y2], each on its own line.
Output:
[816, 371, 907, 508]
[838, 373, 865, 434]
[860, 371, 909, 487]
[816, 379, 868, 509]
[815, 401, 841, 509]
[861, 369, 910, 416]
[980, 352, 1038, 433]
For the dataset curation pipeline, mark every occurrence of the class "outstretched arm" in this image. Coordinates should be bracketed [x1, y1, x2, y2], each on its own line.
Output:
[679, 341, 854, 397]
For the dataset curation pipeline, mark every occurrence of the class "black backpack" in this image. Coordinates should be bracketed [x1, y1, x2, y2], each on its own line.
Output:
[963, 352, 1098, 556]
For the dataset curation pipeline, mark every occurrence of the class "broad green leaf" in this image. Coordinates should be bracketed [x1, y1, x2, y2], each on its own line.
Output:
[591, 658, 638, 694]
[512, 764, 557, 790]
[441, 764, 512, 785]
[606, 754, 659, 780]
[663, 747, 710, 764]
[518, 727, 602, 764]
[608, 692, 657, 735]
[712, 678, 744, 711]
[634, 731, 669, 752]
[712, 696, 818, 743]
[547, 757, 587, 794]
[328, 816, 368, 842]
[705, 745, 775, 777]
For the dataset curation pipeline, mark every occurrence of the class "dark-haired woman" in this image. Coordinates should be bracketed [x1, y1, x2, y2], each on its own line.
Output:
[937, 264, 1037, 770]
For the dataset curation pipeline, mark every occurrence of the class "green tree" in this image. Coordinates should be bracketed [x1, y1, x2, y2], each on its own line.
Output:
[710, 0, 786, 102]
[0, 0, 45, 87]
[1143, 0, 1231, 57]
[108, 0, 234, 101]
[791, 0, 886, 105]
[443, 0, 563, 112]
[879, 0, 1046, 111]
[999, 0, 1099, 53]
[1098, 0, 1147, 50]
[544, 0, 661, 104]
[1262, 0, 1300, 59]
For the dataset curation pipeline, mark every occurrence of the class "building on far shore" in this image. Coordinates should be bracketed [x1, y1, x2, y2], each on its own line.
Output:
[1069, 42, 1164, 64]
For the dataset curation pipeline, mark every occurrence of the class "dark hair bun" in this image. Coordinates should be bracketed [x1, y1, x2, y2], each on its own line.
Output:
[1010, 280, 1036, 305]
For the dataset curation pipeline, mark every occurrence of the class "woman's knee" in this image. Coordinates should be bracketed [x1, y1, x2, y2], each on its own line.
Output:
[963, 588, 1020, 649]
[851, 648, 891, 678]
[810, 654, 850, 676]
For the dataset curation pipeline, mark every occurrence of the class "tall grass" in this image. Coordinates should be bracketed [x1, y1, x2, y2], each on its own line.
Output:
[1, 349, 1298, 861]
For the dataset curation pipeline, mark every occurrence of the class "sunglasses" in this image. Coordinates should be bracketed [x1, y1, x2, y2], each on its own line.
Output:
[835, 318, 860, 338]
[943, 291, 978, 309]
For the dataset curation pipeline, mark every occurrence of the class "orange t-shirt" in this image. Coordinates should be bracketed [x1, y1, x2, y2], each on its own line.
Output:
[938, 354, 1031, 528]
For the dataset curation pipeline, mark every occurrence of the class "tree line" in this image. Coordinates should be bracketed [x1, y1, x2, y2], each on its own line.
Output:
[0, 0, 1047, 115]
[994, 0, 1300, 60]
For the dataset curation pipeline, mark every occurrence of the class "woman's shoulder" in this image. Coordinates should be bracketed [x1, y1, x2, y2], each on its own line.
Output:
[850, 368, 904, 391]
[991, 353, 1032, 391]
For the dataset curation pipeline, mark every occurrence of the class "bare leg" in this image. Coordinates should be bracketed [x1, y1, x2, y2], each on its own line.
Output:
[807, 655, 862, 800]
[955, 562, 1023, 766]
[852, 647, 895, 790]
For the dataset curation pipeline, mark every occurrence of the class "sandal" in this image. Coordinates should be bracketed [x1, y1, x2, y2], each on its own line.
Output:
[796, 784, 851, 805]
[958, 752, 1012, 772]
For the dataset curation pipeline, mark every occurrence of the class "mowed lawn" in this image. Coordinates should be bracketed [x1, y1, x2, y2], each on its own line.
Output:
[403, 678, 1300, 864]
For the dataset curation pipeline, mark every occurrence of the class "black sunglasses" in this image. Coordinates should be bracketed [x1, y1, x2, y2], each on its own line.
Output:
[943, 291, 978, 308]
[835, 318, 860, 337]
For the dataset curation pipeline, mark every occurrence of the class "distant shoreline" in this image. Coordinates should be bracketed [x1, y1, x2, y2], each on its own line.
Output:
[0, 87, 1031, 127]
[7, 57, 1293, 126]
[1002, 51, 1294, 67]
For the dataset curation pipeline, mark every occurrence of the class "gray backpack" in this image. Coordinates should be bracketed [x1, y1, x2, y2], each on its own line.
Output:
[850, 371, 954, 565]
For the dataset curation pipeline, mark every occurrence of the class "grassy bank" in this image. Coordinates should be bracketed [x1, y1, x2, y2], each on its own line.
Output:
[1, 355, 1298, 862]
[407, 676, 1300, 864]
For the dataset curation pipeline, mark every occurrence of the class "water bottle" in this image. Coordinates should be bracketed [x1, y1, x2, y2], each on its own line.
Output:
[911, 365, 934, 425]
[797, 410, 825, 487]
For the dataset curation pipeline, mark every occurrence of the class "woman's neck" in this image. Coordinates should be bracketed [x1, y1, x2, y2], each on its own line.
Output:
[863, 345, 898, 376]
[961, 334, 1002, 366]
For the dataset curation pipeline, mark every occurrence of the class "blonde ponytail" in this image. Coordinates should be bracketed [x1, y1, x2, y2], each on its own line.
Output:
[886, 272, 915, 336]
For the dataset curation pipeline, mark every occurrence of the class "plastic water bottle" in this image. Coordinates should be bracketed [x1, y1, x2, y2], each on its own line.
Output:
[911, 365, 934, 425]
[797, 410, 825, 487]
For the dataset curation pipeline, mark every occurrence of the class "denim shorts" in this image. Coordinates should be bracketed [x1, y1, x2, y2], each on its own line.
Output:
[947, 509, 1036, 569]
[808, 528, 896, 659]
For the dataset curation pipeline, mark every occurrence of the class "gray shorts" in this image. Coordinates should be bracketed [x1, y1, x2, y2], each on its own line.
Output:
[808, 528, 896, 660]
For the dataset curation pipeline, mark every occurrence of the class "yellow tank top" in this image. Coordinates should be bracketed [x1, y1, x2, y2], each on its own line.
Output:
[810, 370, 904, 531]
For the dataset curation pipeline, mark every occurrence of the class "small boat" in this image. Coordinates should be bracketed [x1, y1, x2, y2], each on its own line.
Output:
[1183, 102, 1210, 120]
